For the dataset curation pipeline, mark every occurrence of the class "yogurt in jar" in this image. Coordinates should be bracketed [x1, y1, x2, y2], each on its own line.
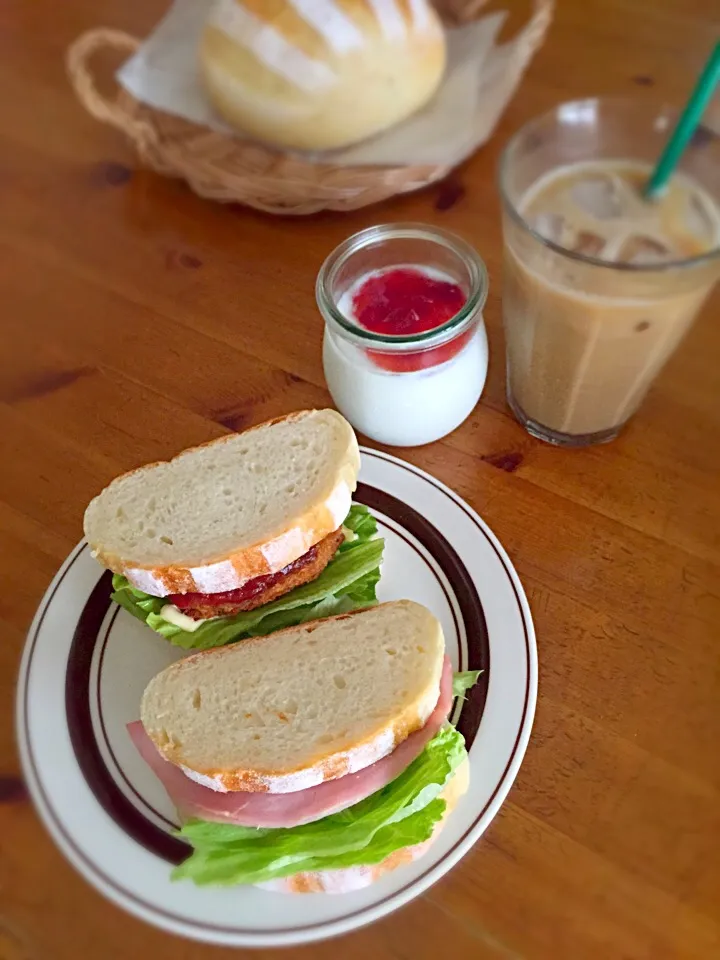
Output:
[321, 262, 489, 446]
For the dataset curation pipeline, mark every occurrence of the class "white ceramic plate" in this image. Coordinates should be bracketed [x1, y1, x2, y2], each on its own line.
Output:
[17, 448, 536, 947]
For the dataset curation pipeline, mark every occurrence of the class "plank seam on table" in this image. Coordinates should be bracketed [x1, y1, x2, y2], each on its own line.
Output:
[425, 892, 523, 959]
[529, 689, 718, 798]
[4, 345, 716, 574]
[502, 801, 720, 935]
[14, 372, 719, 576]
[2, 232, 717, 568]
[0, 226, 332, 395]
[0, 231, 334, 415]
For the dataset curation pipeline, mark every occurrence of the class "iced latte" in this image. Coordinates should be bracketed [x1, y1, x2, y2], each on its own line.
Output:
[500, 101, 720, 446]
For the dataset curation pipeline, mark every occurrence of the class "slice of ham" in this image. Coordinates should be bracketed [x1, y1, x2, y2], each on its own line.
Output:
[127, 656, 453, 830]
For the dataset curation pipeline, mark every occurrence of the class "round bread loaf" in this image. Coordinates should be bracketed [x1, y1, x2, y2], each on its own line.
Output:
[199, 0, 446, 151]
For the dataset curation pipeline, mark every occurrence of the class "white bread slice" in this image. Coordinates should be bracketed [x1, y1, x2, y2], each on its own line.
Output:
[83, 409, 359, 596]
[140, 601, 445, 794]
[259, 756, 470, 894]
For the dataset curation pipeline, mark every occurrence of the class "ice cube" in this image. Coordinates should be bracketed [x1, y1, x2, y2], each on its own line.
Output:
[618, 234, 675, 265]
[683, 192, 718, 244]
[570, 230, 606, 257]
[531, 212, 568, 244]
[571, 175, 625, 220]
[531, 213, 608, 257]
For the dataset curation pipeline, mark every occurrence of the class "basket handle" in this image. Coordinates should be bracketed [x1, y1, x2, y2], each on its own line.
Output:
[66, 28, 157, 146]
[513, 0, 554, 65]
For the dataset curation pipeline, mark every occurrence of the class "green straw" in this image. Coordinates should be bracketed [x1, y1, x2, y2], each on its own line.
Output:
[644, 41, 720, 199]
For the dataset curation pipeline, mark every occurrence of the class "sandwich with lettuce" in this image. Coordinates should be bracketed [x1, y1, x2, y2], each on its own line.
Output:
[128, 600, 481, 892]
[83, 410, 383, 650]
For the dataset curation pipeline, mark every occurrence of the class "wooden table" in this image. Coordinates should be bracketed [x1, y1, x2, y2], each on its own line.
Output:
[1, 1, 719, 958]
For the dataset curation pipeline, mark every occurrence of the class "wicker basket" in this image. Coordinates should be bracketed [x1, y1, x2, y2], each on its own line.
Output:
[67, 0, 553, 215]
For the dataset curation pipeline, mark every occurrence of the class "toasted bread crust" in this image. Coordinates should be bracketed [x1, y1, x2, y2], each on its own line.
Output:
[258, 758, 470, 894]
[85, 410, 359, 596]
[178, 528, 344, 620]
[142, 601, 444, 794]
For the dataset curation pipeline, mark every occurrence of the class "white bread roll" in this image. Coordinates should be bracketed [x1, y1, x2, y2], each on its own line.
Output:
[83, 409, 359, 596]
[199, 0, 446, 151]
[140, 600, 445, 793]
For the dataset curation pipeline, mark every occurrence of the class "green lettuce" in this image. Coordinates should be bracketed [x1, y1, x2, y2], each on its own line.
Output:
[452, 670, 483, 699]
[173, 726, 466, 886]
[111, 504, 384, 650]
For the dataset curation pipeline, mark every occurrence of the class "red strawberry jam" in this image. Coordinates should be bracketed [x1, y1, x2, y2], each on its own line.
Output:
[351, 268, 471, 372]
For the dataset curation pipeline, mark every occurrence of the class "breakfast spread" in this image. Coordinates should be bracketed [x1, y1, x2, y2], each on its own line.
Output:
[20, 2, 720, 942]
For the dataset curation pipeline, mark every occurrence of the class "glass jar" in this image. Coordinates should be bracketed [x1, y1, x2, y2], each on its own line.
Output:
[317, 223, 489, 447]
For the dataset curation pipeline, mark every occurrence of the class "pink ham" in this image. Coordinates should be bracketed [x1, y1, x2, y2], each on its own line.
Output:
[127, 655, 453, 830]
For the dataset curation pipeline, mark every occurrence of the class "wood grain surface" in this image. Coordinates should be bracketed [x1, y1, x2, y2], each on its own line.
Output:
[1, 1, 719, 958]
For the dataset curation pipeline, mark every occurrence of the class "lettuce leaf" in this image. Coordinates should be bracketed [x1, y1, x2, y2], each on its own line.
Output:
[173, 726, 466, 886]
[452, 670, 483, 699]
[111, 504, 384, 650]
[341, 503, 378, 542]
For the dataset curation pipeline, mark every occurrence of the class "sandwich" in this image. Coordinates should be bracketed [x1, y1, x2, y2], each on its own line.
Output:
[128, 601, 481, 892]
[83, 410, 384, 650]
